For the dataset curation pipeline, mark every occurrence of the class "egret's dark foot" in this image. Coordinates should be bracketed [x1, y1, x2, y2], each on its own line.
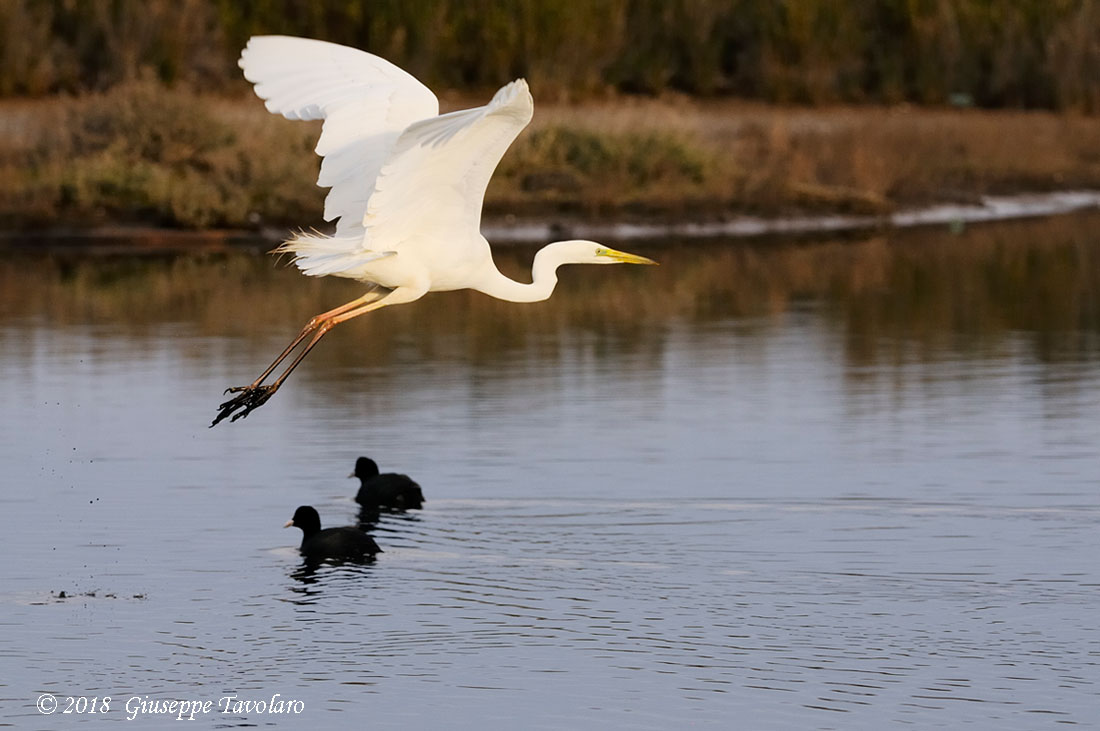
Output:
[210, 385, 277, 427]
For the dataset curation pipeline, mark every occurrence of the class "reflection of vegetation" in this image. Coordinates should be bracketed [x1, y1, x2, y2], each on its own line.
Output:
[2, 213, 1097, 373]
[2, 1, 1098, 110]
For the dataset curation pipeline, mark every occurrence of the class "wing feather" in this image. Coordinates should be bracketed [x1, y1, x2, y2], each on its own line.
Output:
[239, 35, 438, 242]
[363, 79, 534, 247]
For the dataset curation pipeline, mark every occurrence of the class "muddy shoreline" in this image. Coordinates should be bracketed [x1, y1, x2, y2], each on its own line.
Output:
[3, 189, 1098, 252]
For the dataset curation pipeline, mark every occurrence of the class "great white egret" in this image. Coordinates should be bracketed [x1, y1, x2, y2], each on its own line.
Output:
[351, 456, 424, 510]
[284, 505, 382, 559]
[212, 36, 657, 426]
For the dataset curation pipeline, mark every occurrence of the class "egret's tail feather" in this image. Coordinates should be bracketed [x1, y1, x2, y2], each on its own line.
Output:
[272, 231, 393, 277]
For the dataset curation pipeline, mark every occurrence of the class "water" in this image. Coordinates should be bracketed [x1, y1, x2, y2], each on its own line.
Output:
[1, 213, 1099, 728]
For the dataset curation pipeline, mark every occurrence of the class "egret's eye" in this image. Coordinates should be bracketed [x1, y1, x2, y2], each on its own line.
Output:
[595, 248, 610, 257]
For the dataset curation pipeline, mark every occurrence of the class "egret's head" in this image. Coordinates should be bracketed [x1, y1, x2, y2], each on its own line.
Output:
[550, 239, 658, 266]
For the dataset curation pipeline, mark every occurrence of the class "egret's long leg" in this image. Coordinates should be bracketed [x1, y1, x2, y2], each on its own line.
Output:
[229, 287, 387, 393]
[265, 297, 394, 390]
[211, 287, 391, 427]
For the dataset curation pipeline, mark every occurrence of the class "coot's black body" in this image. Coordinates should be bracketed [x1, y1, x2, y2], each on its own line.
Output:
[352, 457, 425, 510]
[284, 505, 382, 559]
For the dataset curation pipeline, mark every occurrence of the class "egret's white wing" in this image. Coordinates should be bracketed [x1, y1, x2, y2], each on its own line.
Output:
[239, 36, 439, 238]
[362, 79, 533, 249]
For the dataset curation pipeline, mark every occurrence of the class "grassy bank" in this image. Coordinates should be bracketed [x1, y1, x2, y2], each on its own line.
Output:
[2, 83, 1099, 232]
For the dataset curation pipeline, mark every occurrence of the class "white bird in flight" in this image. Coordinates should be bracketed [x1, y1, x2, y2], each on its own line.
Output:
[213, 36, 657, 426]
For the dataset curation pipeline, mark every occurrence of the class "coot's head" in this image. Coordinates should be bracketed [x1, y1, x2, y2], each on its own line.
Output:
[284, 505, 322, 535]
[351, 457, 380, 480]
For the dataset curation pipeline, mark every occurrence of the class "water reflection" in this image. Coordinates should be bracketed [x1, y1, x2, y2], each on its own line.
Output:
[288, 557, 378, 598]
[1, 213, 1098, 728]
[357, 506, 425, 532]
[2, 212, 1096, 368]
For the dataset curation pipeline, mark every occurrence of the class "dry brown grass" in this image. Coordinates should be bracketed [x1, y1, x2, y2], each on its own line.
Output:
[2, 86, 1099, 230]
[527, 97, 1100, 215]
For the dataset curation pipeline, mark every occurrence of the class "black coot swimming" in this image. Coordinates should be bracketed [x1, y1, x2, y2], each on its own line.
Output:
[284, 506, 382, 559]
[352, 457, 425, 510]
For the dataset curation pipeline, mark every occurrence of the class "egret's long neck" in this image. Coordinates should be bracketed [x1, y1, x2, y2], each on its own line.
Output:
[471, 245, 565, 303]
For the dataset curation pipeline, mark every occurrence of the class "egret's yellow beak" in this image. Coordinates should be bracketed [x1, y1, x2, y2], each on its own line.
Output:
[283, 520, 294, 528]
[597, 247, 658, 265]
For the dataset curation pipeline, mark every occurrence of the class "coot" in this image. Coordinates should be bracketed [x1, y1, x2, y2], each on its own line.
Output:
[284, 505, 382, 559]
[352, 457, 425, 510]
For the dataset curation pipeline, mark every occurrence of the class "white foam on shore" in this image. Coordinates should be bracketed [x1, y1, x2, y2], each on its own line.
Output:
[482, 190, 1100, 243]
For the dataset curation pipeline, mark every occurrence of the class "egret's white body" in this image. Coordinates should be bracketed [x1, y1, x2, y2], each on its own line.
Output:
[213, 36, 655, 425]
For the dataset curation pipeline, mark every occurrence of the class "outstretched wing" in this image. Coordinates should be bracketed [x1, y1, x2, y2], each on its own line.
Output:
[362, 79, 533, 248]
[238, 36, 439, 238]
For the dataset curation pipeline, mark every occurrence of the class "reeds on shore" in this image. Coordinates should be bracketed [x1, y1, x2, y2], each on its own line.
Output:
[2, 1, 1098, 111]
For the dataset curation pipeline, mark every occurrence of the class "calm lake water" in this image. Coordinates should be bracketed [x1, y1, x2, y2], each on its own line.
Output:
[1, 213, 1099, 729]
